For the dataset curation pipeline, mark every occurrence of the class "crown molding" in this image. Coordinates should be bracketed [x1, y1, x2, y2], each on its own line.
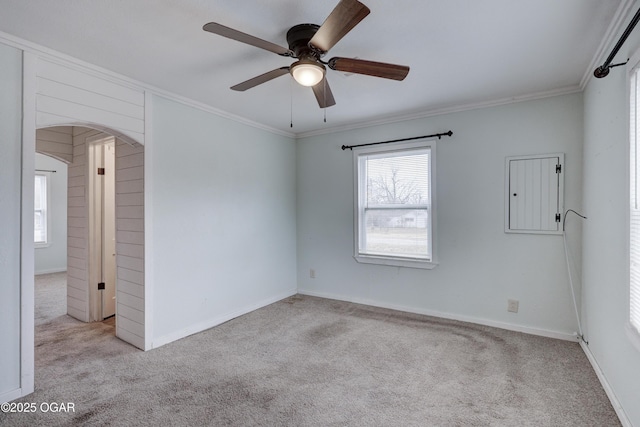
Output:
[0, 30, 295, 139]
[580, 0, 637, 90]
[296, 85, 582, 139]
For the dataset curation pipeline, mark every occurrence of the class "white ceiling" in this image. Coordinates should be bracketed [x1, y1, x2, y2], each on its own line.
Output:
[0, 0, 623, 135]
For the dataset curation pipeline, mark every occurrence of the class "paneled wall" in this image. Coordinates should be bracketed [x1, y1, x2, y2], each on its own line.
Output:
[35, 59, 145, 144]
[114, 139, 145, 349]
[66, 128, 145, 349]
[66, 127, 90, 321]
[36, 126, 73, 163]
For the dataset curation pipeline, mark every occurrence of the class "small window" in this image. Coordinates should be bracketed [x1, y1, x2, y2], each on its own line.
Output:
[34, 172, 50, 247]
[353, 139, 437, 269]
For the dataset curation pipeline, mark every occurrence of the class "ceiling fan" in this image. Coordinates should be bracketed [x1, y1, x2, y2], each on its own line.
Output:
[203, 0, 410, 108]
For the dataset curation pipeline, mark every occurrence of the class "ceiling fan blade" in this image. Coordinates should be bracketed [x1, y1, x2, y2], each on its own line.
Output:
[312, 78, 336, 108]
[203, 22, 294, 56]
[309, 0, 370, 53]
[231, 67, 290, 91]
[328, 57, 409, 81]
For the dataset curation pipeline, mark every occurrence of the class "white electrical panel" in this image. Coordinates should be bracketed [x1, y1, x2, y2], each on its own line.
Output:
[505, 153, 564, 234]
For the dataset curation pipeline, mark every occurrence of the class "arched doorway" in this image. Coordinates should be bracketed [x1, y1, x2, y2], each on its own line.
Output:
[35, 125, 145, 347]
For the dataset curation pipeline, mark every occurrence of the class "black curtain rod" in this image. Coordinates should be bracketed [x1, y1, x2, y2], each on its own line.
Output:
[36, 169, 57, 173]
[594, 7, 640, 78]
[341, 130, 453, 151]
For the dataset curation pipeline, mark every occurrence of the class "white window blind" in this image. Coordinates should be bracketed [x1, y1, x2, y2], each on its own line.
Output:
[630, 68, 640, 335]
[354, 140, 436, 269]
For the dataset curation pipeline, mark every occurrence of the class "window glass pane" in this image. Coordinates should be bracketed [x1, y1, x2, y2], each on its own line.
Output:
[34, 174, 47, 244]
[358, 147, 432, 261]
[363, 208, 429, 259]
[366, 151, 429, 206]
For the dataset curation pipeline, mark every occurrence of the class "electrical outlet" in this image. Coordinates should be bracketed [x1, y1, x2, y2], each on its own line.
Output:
[310, 269, 316, 279]
[507, 299, 519, 313]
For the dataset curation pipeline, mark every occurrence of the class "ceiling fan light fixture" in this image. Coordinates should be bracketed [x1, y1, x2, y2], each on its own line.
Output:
[290, 59, 325, 87]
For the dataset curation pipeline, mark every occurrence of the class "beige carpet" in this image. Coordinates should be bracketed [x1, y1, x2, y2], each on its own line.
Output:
[1, 273, 620, 426]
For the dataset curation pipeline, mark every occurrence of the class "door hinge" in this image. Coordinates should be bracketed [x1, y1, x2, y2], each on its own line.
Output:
[555, 213, 561, 223]
[555, 164, 562, 173]
[97, 167, 105, 175]
[98, 282, 105, 290]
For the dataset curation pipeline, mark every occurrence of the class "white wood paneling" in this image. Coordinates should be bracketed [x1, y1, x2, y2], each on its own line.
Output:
[505, 153, 564, 235]
[37, 78, 144, 119]
[64, 128, 145, 349]
[35, 58, 145, 146]
[35, 126, 72, 163]
[66, 127, 89, 322]
[115, 139, 145, 348]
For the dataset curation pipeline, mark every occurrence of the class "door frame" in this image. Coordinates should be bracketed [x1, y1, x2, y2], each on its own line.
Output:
[87, 135, 117, 322]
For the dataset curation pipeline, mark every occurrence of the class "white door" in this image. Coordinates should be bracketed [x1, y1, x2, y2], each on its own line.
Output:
[89, 137, 117, 321]
[505, 153, 564, 234]
[102, 141, 116, 318]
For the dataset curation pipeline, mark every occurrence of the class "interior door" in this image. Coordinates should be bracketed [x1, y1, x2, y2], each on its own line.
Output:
[102, 141, 116, 318]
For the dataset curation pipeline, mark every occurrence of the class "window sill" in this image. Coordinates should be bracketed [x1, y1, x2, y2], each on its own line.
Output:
[354, 254, 438, 270]
[35, 242, 51, 249]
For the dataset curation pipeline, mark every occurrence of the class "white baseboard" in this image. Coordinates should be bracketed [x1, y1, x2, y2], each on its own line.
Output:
[0, 388, 24, 403]
[297, 289, 578, 342]
[34, 268, 67, 275]
[150, 288, 298, 349]
[580, 341, 631, 427]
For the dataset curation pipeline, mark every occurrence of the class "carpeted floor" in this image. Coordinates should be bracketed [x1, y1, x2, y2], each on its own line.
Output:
[1, 273, 620, 426]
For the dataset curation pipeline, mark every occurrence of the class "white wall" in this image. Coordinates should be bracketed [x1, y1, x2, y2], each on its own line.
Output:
[582, 1, 640, 424]
[149, 95, 298, 346]
[34, 153, 68, 275]
[0, 42, 22, 399]
[297, 93, 584, 339]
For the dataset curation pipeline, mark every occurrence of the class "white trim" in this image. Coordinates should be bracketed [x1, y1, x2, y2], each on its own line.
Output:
[0, 388, 24, 404]
[580, 0, 636, 90]
[34, 268, 67, 275]
[0, 30, 294, 139]
[150, 289, 297, 349]
[143, 91, 154, 351]
[626, 49, 640, 354]
[298, 289, 579, 342]
[353, 254, 438, 270]
[579, 341, 631, 427]
[298, 86, 581, 139]
[352, 139, 438, 269]
[20, 51, 37, 398]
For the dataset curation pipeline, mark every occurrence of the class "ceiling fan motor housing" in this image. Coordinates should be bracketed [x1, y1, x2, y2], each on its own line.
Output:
[286, 23, 321, 58]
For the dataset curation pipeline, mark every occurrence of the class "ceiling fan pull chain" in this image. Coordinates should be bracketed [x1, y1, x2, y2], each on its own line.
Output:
[290, 77, 294, 128]
[323, 78, 327, 123]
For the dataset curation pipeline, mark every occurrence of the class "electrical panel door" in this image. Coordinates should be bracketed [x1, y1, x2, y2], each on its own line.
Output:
[505, 153, 564, 234]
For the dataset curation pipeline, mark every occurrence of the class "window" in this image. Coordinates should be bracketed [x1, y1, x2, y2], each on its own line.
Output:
[353, 139, 436, 269]
[631, 66, 640, 338]
[34, 172, 50, 247]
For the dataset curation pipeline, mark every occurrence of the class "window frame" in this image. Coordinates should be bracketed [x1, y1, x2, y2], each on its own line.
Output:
[34, 171, 51, 248]
[627, 49, 640, 352]
[352, 138, 438, 270]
